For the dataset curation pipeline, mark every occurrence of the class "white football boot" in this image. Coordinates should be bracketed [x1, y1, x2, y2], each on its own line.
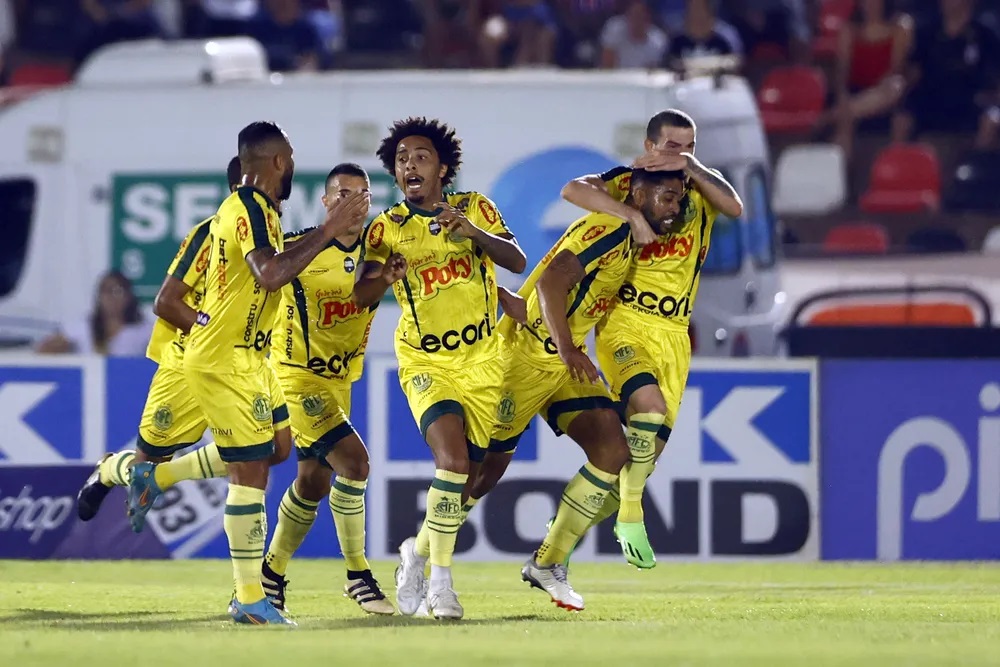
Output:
[394, 537, 427, 616]
[521, 552, 585, 611]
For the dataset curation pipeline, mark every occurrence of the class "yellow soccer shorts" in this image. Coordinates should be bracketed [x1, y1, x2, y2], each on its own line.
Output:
[137, 365, 210, 458]
[183, 364, 277, 462]
[399, 358, 503, 462]
[596, 325, 691, 441]
[277, 368, 356, 468]
[490, 348, 617, 454]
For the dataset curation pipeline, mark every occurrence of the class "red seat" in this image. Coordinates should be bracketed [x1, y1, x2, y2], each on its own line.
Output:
[823, 222, 889, 254]
[813, 0, 855, 58]
[860, 144, 941, 214]
[757, 66, 827, 133]
[9, 62, 72, 87]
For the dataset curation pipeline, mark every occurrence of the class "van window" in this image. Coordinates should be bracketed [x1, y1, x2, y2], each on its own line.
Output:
[0, 179, 36, 298]
[745, 165, 776, 268]
[701, 168, 740, 275]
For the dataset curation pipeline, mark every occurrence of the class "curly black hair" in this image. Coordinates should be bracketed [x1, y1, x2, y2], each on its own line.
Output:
[376, 117, 462, 187]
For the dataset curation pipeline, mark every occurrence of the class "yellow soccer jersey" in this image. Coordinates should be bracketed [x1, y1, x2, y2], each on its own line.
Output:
[271, 230, 376, 382]
[146, 217, 213, 369]
[185, 186, 284, 373]
[361, 191, 509, 368]
[499, 213, 633, 368]
[599, 165, 633, 202]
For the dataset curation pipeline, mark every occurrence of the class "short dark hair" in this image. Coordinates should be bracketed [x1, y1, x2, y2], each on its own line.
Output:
[326, 163, 369, 189]
[631, 168, 687, 189]
[237, 121, 287, 164]
[646, 109, 696, 141]
[376, 117, 462, 187]
[226, 156, 241, 189]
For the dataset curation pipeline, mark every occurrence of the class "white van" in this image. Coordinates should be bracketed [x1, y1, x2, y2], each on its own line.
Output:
[0, 39, 783, 356]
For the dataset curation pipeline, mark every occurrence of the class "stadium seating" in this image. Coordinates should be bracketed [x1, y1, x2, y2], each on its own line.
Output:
[813, 0, 855, 58]
[822, 222, 889, 254]
[757, 66, 827, 133]
[859, 144, 941, 214]
[905, 226, 966, 254]
[773, 144, 846, 215]
[8, 62, 73, 87]
[945, 151, 1000, 213]
[983, 226, 1000, 254]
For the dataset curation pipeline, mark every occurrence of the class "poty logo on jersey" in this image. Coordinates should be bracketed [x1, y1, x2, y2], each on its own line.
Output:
[636, 232, 695, 263]
[195, 244, 211, 273]
[822, 360, 1000, 560]
[418, 253, 475, 298]
[583, 296, 615, 318]
[0, 364, 88, 464]
[318, 297, 365, 327]
[581, 225, 606, 243]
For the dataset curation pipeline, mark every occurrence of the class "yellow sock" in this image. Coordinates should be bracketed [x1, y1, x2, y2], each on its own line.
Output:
[329, 476, 370, 572]
[153, 442, 227, 490]
[459, 496, 479, 525]
[225, 484, 268, 604]
[98, 450, 135, 486]
[618, 413, 662, 524]
[415, 521, 431, 558]
[424, 469, 467, 567]
[264, 483, 319, 577]
[588, 480, 620, 530]
[537, 462, 617, 566]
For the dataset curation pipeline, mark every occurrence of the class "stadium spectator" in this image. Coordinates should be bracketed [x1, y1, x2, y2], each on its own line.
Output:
[417, 0, 485, 68]
[891, 0, 1000, 149]
[36, 271, 152, 356]
[250, 0, 323, 71]
[480, 0, 558, 68]
[77, 0, 165, 64]
[0, 0, 13, 77]
[599, 0, 667, 69]
[821, 0, 912, 159]
[553, 0, 618, 67]
[13, 0, 85, 62]
[186, 0, 259, 37]
[719, 0, 810, 60]
[664, 0, 742, 67]
[302, 0, 343, 67]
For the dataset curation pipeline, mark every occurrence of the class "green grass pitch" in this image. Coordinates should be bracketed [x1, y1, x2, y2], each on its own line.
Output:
[2, 560, 1000, 666]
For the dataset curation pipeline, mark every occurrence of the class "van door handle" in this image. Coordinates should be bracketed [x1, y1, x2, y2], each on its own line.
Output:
[744, 282, 757, 311]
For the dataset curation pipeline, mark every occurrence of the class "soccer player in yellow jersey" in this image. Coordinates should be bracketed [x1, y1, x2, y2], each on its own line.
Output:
[561, 109, 744, 569]
[128, 121, 368, 626]
[354, 117, 526, 620]
[259, 163, 394, 616]
[76, 157, 294, 520]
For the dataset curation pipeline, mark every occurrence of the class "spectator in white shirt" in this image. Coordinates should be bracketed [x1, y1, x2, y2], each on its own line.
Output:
[37, 271, 153, 356]
[600, 0, 668, 69]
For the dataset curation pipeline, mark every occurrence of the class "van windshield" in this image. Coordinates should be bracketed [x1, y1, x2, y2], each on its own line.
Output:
[701, 167, 740, 275]
[700, 165, 776, 275]
[0, 179, 35, 298]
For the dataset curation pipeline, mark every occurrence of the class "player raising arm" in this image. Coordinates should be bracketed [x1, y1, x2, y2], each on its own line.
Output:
[354, 117, 525, 620]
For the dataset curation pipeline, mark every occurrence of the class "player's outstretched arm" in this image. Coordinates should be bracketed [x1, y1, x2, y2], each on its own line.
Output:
[248, 192, 367, 292]
[536, 250, 600, 384]
[354, 254, 407, 309]
[153, 276, 197, 333]
[561, 176, 657, 246]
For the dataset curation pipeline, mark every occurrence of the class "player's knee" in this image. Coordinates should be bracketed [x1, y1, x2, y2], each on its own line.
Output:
[435, 450, 470, 475]
[296, 473, 331, 502]
[337, 455, 369, 482]
[628, 386, 667, 418]
[587, 412, 631, 474]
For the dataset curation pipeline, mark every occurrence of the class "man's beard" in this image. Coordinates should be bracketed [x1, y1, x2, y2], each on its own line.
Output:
[278, 168, 294, 201]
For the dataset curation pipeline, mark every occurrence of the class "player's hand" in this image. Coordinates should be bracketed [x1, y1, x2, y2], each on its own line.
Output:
[559, 346, 601, 384]
[323, 192, 369, 237]
[632, 150, 689, 172]
[625, 210, 658, 247]
[498, 288, 528, 325]
[382, 253, 408, 285]
[434, 202, 477, 240]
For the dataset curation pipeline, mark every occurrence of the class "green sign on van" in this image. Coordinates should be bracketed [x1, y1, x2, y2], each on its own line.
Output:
[111, 170, 399, 301]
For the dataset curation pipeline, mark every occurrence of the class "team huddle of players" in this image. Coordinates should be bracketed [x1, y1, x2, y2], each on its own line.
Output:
[75, 109, 743, 625]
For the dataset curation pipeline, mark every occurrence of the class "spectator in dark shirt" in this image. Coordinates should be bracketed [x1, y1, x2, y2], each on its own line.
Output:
[418, 0, 484, 67]
[77, 0, 163, 64]
[665, 0, 741, 67]
[892, 0, 1000, 148]
[251, 0, 322, 72]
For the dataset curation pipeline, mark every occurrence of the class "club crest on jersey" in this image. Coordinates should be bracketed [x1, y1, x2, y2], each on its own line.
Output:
[411, 373, 433, 393]
[153, 405, 173, 431]
[237, 216, 249, 242]
[389, 213, 405, 224]
[302, 394, 325, 418]
[581, 225, 606, 243]
[368, 221, 385, 248]
[343, 256, 356, 273]
[429, 221, 443, 235]
[613, 346, 635, 364]
[252, 394, 271, 423]
[496, 392, 516, 424]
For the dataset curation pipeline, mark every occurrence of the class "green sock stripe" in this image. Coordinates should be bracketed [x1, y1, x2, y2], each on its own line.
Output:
[426, 524, 460, 535]
[287, 487, 320, 512]
[430, 478, 465, 494]
[578, 466, 614, 491]
[609, 488, 621, 502]
[560, 493, 598, 520]
[329, 499, 363, 512]
[278, 505, 314, 527]
[231, 555, 265, 560]
[332, 480, 366, 496]
[116, 453, 133, 483]
[427, 517, 458, 528]
[230, 548, 263, 554]
[631, 453, 656, 464]
[629, 420, 661, 433]
[195, 448, 209, 479]
[461, 503, 475, 512]
[225, 503, 265, 516]
[331, 508, 365, 516]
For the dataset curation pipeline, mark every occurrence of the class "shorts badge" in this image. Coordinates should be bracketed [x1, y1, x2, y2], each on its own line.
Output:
[153, 405, 173, 431]
[411, 373, 433, 393]
[252, 394, 271, 423]
[613, 346, 635, 364]
[302, 394, 325, 418]
[496, 392, 516, 424]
